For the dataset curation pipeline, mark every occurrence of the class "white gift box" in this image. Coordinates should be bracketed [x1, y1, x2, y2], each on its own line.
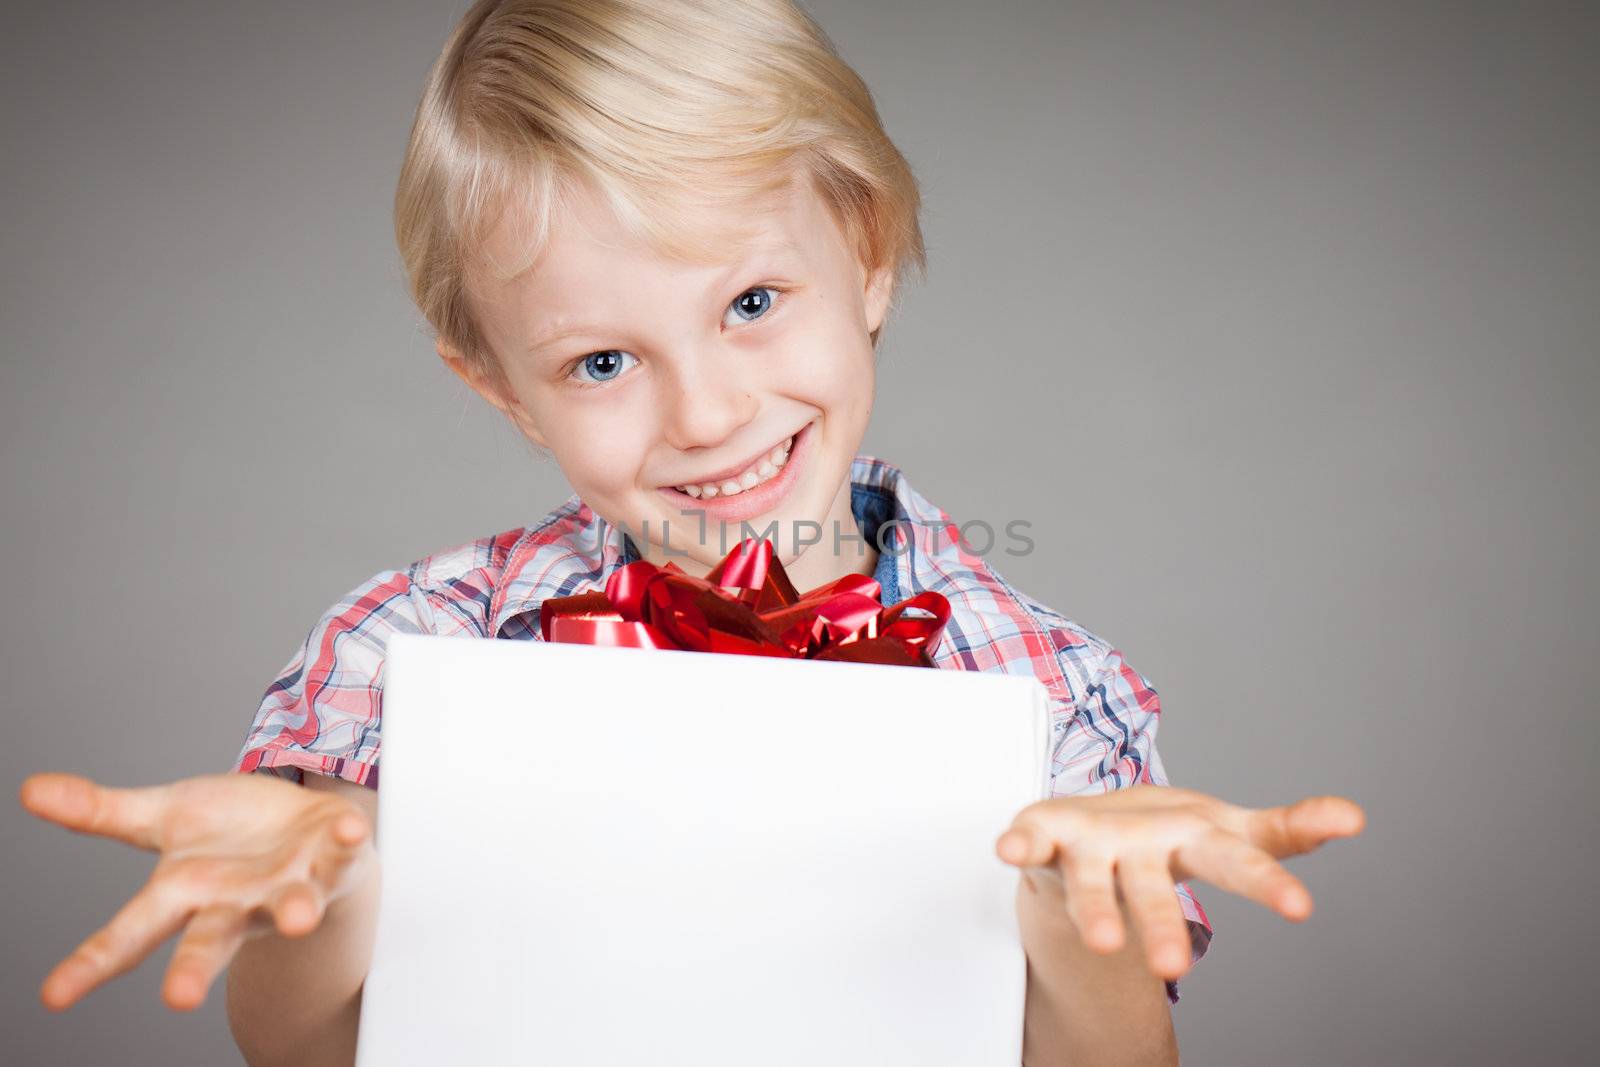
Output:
[357, 634, 1050, 1066]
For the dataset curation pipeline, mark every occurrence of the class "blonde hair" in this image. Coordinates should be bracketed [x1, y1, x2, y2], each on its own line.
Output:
[394, 0, 925, 389]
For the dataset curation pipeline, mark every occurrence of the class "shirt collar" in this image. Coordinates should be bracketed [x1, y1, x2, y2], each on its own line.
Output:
[489, 454, 959, 638]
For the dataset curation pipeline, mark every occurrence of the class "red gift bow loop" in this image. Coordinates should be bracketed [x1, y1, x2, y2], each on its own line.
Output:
[540, 537, 949, 667]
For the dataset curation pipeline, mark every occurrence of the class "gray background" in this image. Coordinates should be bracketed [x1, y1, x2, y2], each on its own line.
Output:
[3, 1, 1595, 1064]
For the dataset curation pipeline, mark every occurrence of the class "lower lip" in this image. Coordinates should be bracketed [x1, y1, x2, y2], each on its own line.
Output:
[657, 421, 815, 524]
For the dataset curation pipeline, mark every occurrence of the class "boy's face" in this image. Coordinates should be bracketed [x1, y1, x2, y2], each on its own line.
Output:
[444, 168, 894, 576]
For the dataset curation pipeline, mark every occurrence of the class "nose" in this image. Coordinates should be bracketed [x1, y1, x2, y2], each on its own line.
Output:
[659, 350, 760, 453]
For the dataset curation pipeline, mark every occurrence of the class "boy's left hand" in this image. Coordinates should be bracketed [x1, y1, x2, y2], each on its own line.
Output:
[995, 784, 1366, 981]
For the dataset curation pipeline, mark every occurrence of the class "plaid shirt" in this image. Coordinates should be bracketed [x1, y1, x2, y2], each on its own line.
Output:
[234, 454, 1212, 1001]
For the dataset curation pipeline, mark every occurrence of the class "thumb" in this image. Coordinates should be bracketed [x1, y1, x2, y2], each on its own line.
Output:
[1249, 795, 1366, 858]
[19, 773, 169, 850]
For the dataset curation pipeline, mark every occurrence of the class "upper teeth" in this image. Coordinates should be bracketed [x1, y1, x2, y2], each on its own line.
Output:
[676, 437, 793, 498]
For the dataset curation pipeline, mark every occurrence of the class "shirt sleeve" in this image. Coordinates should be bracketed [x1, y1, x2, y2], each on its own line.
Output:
[232, 568, 432, 789]
[1051, 645, 1214, 1005]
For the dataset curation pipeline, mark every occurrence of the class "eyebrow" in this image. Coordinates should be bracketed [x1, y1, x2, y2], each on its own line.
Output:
[524, 242, 802, 356]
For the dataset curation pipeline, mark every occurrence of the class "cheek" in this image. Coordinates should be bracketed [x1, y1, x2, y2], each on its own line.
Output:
[530, 393, 657, 498]
[774, 315, 875, 408]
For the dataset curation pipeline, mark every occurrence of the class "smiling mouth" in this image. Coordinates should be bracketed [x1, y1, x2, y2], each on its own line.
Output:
[669, 433, 796, 500]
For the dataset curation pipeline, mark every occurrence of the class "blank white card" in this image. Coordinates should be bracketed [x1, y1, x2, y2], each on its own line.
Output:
[358, 634, 1050, 1067]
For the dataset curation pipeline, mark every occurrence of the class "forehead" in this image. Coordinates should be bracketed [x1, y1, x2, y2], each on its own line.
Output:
[472, 167, 847, 312]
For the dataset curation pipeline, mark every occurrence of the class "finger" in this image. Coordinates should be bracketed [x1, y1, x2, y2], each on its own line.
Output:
[1116, 855, 1193, 981]
[1175, 829, 1315, 921]
[331, 810, 369, 848]
[306, 813, 372, 895]
[320, 808, 372, 867]
[1247, 795, 1367, 859]
[1059, 846, 1124, 953]
[995, 821, 1057, 869]
[162, 906, 250, 1012]
[266, 881, 327, 939]
[19, 773, 169, 850]
[40, 881, 193, 1011]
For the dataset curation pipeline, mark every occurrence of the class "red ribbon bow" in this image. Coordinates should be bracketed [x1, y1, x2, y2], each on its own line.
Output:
[540, 538, 950, 668]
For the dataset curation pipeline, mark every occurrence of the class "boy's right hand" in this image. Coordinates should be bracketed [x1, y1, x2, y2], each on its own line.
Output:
[18, 770, 375, 1012]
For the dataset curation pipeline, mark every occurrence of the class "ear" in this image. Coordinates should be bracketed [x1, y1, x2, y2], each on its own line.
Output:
[862, 263, 895, 335]
[435, 338, 548, 448]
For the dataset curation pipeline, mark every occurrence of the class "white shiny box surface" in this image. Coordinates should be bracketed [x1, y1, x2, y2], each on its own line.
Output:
[358, 634, 1049, 1067]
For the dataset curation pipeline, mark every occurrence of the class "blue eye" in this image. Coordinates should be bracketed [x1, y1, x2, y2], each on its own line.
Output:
[571, 349, 638, 384]
[724, 286, 779, 326]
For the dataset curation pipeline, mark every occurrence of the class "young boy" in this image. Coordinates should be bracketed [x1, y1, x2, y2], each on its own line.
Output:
[19, 1, 1364, 1064]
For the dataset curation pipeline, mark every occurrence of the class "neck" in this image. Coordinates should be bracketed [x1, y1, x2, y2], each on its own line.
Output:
[777, 474, 879, 592]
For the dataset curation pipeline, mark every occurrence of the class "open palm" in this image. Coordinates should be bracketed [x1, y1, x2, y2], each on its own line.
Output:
[19, 771, 374, 1011]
